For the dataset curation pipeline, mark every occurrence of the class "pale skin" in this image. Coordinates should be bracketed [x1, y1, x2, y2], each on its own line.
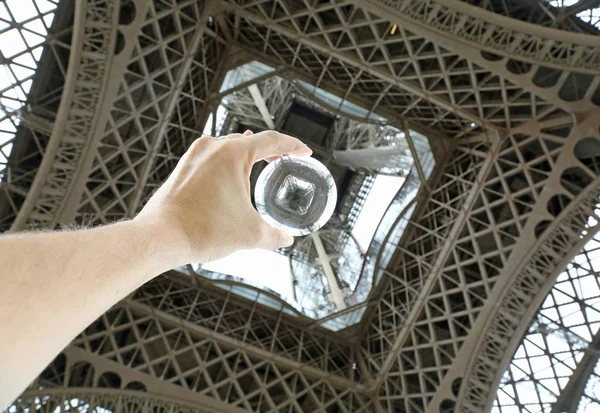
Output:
[0, 130, 312, 408]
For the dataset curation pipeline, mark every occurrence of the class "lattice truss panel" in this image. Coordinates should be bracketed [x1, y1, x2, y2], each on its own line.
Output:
[75, 0, 226, 225]
[0, 0, 72, 231]
[329, 119, 406, 151]
[25, 273, 373, 413]
[458, 123, 600, 412]
[371, 0, 600, 72]
[219, 76, 295, 133]
[222, 1, 547, 138]
[359, 109, 600, 412]
[360, 132, 493, 409]
[8, 0, 119, 231]
[493, 231, 600, 412]
[221, 0, 600, 139]
[130, 274, 359, 379]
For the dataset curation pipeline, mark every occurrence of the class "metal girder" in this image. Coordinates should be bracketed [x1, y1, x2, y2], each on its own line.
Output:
[310, 232, 348, 311]
[74, 1, 230, 225]
[223, 1, 498, 132]
[551, 330, 600, 413]
[125, 4, 217, 216]
[356, 106, 600, 412]
[58, 278, 373, 412]
[33, 345, 250, 413]
[247, 84, 276, 129]
[130, 271, 361, 379]
[371, 130, 501, 391]
[210, 66, 288, 101]
[10, 0, 119, 230]
[357, 0, 598, 115]
[365, 0, 600, 73]
[124, 299, 361, 391]
[455, 113, 600, 411]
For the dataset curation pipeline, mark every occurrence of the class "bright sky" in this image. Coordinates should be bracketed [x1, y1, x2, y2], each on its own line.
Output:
[549, 0, 600, 26]
[550, 0, 581, 5]
[352, 174, 405, 251]
[204, 173, 404, 305]
[202, 104, 227, 137]
[202, 249, 295, 300]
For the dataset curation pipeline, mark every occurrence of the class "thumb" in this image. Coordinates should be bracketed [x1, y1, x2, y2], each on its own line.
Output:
[258, 222, 294, 250]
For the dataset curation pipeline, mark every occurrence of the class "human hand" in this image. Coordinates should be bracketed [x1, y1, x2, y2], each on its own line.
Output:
[135, 130, 313, 264]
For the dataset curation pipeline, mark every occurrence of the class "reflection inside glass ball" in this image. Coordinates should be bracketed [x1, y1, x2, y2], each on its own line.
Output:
[276, 176, 315, 216]
[255, 155, 337, 236]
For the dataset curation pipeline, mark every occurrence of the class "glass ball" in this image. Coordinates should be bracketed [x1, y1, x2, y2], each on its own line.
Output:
[255, 155, 337, 236]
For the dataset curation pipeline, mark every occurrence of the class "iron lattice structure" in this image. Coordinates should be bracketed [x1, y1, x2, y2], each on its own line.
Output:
[2, 0, 600, 412]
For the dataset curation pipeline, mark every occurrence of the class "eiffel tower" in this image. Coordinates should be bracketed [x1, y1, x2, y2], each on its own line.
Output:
[2, 0, 600, 412]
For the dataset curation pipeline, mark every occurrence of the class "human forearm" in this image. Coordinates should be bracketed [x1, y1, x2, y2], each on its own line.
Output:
[0, 130, 310, 407]
[0, 218, 184, 407]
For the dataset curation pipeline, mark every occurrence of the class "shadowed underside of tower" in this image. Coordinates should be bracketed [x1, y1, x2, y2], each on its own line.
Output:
[2, 0, 600, 412]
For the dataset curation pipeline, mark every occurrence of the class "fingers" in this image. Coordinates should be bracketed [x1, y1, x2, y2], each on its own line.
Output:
[214, 130, 311, 163]
[243, 130, 312, 162]
[257, 221, 294, 250]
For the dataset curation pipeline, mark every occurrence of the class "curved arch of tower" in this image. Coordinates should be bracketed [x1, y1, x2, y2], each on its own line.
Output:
[2, 0, 600, 412]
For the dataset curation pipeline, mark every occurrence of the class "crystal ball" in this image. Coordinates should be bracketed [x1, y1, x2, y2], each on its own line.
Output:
[254, 155, 337, 236]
